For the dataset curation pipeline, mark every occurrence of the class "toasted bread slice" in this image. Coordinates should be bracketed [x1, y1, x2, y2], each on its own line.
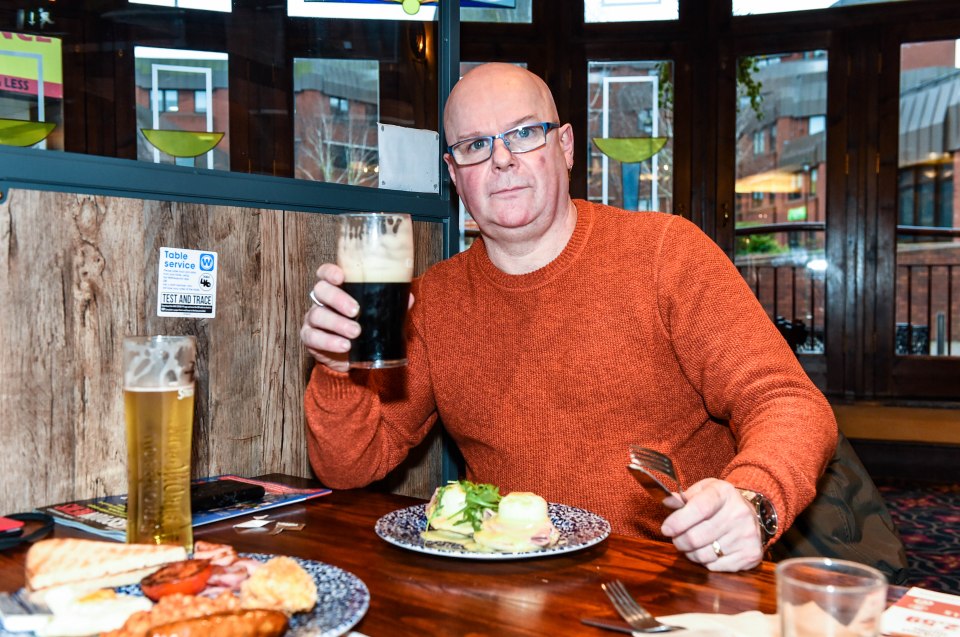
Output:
[26, 539, 187, 595]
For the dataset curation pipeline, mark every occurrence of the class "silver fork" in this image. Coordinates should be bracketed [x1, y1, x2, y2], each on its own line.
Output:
[602, 580, 681, 633]
[628, 446, 687, 504]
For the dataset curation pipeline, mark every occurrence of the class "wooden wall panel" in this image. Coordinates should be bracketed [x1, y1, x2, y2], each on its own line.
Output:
[0, 188, 446, 515]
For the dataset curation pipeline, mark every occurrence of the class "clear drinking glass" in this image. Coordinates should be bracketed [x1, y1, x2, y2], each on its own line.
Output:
[336, 212, 414, 369]
[123, 335, 196, 550]
[777, 557, 888, 637]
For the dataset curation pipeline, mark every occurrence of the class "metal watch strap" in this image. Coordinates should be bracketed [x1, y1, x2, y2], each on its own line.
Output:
[738, 488, 778, 546]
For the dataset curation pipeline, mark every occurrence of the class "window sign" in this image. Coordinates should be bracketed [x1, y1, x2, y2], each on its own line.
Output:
[288, 0, 438, 20]
[462, 0, 529, 23]
[0, 32, 63, 150]
[288, 0, 514, 20]
[734, 0, 920, 16]
[134, 47, 229, 171]
[585, 0, 679, 23]
[129, 0, 232, 13]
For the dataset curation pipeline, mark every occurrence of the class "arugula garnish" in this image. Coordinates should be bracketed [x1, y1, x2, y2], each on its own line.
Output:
[428, 480, 502, 532]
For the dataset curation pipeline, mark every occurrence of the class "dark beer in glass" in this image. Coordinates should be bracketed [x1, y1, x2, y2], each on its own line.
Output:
[337, 213, 414, 368]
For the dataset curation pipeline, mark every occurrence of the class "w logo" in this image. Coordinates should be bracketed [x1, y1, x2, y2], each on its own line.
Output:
[199, 253, 215, 271]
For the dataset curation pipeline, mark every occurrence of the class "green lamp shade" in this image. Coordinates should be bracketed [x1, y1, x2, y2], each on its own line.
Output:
[396, 0, 436, 14]
[592, 137, 668, 163]
[141, 129, 225, 158]
[0, 118, 56, 147]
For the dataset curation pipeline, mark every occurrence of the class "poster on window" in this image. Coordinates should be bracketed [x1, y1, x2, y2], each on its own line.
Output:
[0, 32, 63, 149]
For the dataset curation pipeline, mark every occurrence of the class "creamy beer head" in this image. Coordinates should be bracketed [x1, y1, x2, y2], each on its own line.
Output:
[337, 213, 414, 283]
[123, 336, 196, 389]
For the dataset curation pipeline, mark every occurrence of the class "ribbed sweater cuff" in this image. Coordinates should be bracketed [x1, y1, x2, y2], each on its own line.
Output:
[310, 364, 367, 401]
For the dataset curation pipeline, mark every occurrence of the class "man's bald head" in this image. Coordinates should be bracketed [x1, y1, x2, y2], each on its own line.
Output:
[443, 64, 559, 144]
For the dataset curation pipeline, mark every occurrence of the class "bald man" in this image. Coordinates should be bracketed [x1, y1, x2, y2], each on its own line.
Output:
[300, 63, 836, 573]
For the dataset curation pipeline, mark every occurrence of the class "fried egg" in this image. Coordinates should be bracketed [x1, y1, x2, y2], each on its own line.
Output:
[472, 492, 560, 553]
[36, 587, 152, 637]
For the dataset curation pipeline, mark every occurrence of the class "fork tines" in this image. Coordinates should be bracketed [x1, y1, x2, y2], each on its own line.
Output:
[604, 580, 652, 621]
[629, 446, 676, 474]
[629, 446, 686, 504]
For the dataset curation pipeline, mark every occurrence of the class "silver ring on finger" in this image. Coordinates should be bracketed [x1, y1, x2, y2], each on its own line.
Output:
[309, 290, 324, 308]
[711, 540, 724, 558]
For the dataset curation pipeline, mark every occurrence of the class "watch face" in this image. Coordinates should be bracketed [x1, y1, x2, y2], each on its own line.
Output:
[757, 497, 778, 535]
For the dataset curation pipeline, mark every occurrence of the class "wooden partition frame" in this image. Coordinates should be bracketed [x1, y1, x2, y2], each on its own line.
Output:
[0, 187, 446, 514]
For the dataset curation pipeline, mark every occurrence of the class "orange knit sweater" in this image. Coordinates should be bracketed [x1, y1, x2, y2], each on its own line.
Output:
[305, 200, 837, 540]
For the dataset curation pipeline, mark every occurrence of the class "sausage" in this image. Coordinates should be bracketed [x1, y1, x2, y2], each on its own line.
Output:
[147, 609, 288, 637]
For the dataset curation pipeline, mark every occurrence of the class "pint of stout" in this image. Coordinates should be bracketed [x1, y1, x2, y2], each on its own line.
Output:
[122, 335, 196, 550]
[337, 213, 414, 368]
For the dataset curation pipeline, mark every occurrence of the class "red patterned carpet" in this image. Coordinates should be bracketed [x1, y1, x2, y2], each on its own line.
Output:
[879, 482, 960, 594]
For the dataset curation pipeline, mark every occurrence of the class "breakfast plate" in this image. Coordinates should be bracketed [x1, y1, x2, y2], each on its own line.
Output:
[375, 503, 610, 560]
[0, 553, 369, 637]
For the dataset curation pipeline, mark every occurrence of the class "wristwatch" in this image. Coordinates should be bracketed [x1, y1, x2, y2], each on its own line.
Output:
[738, 489, 779, 547]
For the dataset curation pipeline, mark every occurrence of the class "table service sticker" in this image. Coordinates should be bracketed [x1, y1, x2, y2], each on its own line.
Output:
[157, 247, 218, 318]
[375, 502, 610, 560]
[882, 586, 960, 636]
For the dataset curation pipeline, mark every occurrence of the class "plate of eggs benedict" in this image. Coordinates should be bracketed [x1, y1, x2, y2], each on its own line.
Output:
[374, 481, 610, 560]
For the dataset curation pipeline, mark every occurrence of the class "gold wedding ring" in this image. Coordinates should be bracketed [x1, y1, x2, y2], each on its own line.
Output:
[712, 540, 724, 558]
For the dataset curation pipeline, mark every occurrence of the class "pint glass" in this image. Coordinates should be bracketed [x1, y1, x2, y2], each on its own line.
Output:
[337, 213, 414, 368]
[123, 335, 196, 550]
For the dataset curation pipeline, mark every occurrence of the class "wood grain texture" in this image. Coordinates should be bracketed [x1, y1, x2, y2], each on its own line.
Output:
[0, 481, 781, 636]
[0, 189, 445, 514]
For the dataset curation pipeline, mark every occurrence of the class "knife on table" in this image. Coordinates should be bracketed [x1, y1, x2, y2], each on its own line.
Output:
[581, 615, 683, 635]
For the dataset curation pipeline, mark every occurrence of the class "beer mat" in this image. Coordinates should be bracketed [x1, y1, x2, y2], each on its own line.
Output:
[882, 586, 960, 636]
[34, 476, 331, 542]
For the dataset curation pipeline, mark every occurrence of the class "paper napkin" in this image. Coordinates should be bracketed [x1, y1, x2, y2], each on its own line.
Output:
[659, 610, 778, 636]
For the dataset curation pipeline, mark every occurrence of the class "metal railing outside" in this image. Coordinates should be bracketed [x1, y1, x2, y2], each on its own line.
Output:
[896, 262, 957, 356]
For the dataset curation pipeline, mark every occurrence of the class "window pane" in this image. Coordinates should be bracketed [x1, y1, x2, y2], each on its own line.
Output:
[294, 58, 379, 187]
[135, 47, 229, 171]
[586, 61, 674, 213]
[896, 39, 960, 357]
[3, 6, 440, 183]
[585, 0, 679, 23]
[734, 0, 919, 16]
[462, 0, 532, 23]
[0, 33, 63, 151]
[734, 51, 828, 355]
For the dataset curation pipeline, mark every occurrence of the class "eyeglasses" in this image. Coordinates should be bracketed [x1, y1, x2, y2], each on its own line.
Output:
[447, 122, 560, 166]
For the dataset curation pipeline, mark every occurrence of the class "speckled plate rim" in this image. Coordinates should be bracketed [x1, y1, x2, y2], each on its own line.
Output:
[374, 502, 611, 560]
[0, 553, 370, 637]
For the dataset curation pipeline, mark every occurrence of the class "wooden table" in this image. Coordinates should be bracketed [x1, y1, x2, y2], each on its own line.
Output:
[0, 475, 779, 636]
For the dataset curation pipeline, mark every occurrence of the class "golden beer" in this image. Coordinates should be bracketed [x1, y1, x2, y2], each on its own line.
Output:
[124, 386, 194, 549]
[122, 335, 196, 551]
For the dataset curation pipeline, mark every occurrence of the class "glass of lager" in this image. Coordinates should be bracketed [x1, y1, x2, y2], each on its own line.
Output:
[337, 212, 414, 368]
[123, 335, 196, 550]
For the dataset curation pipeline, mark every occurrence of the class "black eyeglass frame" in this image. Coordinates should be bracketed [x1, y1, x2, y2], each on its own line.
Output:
[446, 122, 561, 165]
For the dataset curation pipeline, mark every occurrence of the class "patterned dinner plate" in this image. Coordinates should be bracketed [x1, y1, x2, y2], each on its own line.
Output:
[0, 553, 371, 637]
[121, 553, 368, 637]
[375, 503, 611, 560]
